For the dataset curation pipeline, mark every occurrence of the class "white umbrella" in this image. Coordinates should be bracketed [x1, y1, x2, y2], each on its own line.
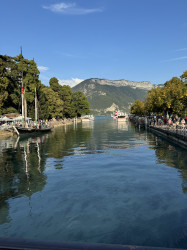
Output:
[1, 116, 13, 122]
[14, 116, 32, 121]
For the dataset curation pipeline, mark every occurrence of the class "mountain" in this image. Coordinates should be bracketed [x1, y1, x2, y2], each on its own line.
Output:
[72, 78, 154, 115]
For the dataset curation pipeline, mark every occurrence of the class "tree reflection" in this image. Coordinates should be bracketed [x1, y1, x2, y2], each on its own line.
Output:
[44, 124, 92, 158]
[0, 136, 47, 225]
[132, 124, 187, 193]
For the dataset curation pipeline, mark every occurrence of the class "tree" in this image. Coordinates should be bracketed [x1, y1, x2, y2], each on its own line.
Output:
[59, 85, 73, 117]
[0, 57, 9, 114]
[131, 100, 145, 116]
[37, 84, 49, 119]
[163, 77, 186, 116]
[72, 91, 90, 117]
[14, 54, 42, 119]
[49, 77, 60, 92]
[0, 55, 20, 114]
[145, 87, 165, 115]
[42, 86, 63, 119]
[131, 76, 187, 117]
[181, 70, 187, 82]
[0, 53, 90, 119]
[49, 78, 73, 117]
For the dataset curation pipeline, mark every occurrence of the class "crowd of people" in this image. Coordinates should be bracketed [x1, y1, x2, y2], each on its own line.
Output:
[148, 116, 187, 129]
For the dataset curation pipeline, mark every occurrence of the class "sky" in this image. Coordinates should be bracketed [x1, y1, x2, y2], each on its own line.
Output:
[1, 0, 187, 87]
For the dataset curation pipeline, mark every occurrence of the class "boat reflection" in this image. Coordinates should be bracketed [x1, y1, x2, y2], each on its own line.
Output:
[117, 121, 128, 131]
[81, 121, 94, 129]
[0, 135, 48, 225]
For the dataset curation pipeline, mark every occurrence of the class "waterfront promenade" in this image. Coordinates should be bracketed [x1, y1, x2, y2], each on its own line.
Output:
[129, 115, 187, 147]
[148, 124, 187, 147]
[0, 118, 81, 138]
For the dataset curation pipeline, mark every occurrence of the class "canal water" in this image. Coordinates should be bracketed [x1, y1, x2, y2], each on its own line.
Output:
[0, 117, 187, 248]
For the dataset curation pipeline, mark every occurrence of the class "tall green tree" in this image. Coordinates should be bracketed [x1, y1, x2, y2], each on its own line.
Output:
[0, 55, 20, 114]
[163, 77, 186, 116]
[181, 70, 187, 82]
[131, 100, 145, 116]
[14, 54, 41, 119]
[131, 75, 187, 117]
[42, 86, 63, 119]
[59, 85, 73, 117]
[49, 77, 73, 118]
[72, 91, 90, 117]
[49, 77, 60, 92]
[145, 87, 165, 114]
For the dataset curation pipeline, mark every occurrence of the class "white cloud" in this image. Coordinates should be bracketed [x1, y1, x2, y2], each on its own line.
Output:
[176, 48, 187, 52]
[38, 66, 49, 71]
[59, 78, 84, 87]
[42, 2, 103, 15]
[162, 56, 187, 62]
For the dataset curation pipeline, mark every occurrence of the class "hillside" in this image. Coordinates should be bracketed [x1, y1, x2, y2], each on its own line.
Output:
[72, 78, 154, 115]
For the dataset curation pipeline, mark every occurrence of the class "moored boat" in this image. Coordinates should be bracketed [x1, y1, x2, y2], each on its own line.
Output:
[117, 115, 128, 122]
[113, 110, 128, 121]
[81, 115, 94, 122]
[81, 117, 91, 122]
[15, 53, 53, 136]
[16, 126, 53, 135]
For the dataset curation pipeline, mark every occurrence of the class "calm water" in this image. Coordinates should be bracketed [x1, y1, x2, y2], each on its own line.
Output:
[0, 117, 187, 248]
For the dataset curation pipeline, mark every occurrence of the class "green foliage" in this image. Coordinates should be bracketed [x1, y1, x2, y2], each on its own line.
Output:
[0, 53, 90, 119]
[49, 78, 73, 117]
[163, 77, 186, 115]
[145, 87, 165, 114]
[3, 107, 18, 114]
[42, 86, 63, 119]
[131, 76, 187, 116]
[37, 84, 49, 119]
[131, 100, 145, 116]
[72, 91, 90, 117]
[48, 77, 90, 118]
[49, 77, 60, 92]
[14, 55, 42, 118]
[59, 85, 73, 117]
[0, 55, 20, 115]
[181, 70, 187, 81]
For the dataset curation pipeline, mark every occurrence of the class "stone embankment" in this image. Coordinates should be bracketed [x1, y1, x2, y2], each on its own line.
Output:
[129, 116, 187, 147]
[149, 125, 187, 147]
[49, 118, 81, 128]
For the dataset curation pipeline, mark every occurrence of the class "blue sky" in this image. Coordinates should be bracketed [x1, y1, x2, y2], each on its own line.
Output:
[1, 0, 187, 87]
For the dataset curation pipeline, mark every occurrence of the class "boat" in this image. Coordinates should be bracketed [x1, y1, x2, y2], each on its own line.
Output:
[81, 115, 94, 122]
[16, 126, 52, 134]
[15, 87, 53, 135]
[81, 117, 91, 122]
[117, 115, 128, 122]
[15, 55, 53, 135]
[112, 110, 128, 121]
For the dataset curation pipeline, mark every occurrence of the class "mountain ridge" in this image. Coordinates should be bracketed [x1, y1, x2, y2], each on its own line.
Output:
[72, 78, 155, 115]
[83, 78, 154, 90]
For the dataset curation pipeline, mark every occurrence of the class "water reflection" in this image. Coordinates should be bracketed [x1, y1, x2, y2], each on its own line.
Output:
[81, 121, 94, 129]
[117, 121, 128, 131]
[0, 135, 48, 225]
[0, 118, 187, 248]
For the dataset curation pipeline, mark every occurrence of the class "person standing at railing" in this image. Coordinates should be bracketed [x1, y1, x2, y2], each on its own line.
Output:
[181, 118, 185, 129]
[176, 119, 179, 129]
[163, 117, 167, 125]
[168, 118, 172, 127]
